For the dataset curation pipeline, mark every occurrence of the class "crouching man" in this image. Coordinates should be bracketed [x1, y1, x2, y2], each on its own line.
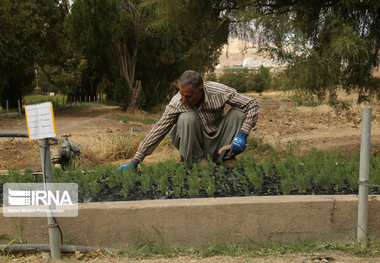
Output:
[119, 70, 259, 170]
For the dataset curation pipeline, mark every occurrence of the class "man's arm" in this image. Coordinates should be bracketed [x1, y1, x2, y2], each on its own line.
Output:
[226, 89, 259, 134]
[130, 105, 180, 164]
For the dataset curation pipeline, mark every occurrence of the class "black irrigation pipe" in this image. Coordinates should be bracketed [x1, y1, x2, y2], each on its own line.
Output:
[0, 244, 119, 254]
[0, 132, 28, 138]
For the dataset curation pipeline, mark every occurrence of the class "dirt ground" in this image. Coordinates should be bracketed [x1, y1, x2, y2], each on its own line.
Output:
[0, 90, 379, 172]
[1, 250, 380, 263]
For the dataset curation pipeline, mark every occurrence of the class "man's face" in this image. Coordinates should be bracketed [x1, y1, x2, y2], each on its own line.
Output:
[179, 84, 204, 108]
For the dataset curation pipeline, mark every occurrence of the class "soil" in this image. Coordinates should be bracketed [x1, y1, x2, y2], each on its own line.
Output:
[1, 250, 380, 263]
[1, 90, 379, 172]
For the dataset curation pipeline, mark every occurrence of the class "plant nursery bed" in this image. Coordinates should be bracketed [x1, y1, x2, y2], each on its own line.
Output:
[80, 167, 378, 203]
[1, 150, 379, 204]
[1, 165, 379, 205]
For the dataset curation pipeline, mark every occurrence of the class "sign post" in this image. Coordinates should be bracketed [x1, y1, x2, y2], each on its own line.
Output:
[25, 102, 62, 259]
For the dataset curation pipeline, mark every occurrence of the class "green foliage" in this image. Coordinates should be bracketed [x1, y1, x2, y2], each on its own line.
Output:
[113, 77, 131, 110]
[255, 65, 271, 93]
[120, 167, 138, 197]
[218, 67, 272, 93]
[140, 163, 153, 193]
[65, 0, 118, 101]
[205, 72, 217, 82]
[172, 165, 186, 197]
[105, 164, 124, 189]
[288, 94, 321, 107]
[270, 72, 287, 91]
[4, 168, 35, 183]
[188, 164, 200, 196]
[0, 0, 69, 108]
[43, 57, 89, 98]
[22, 95, 65, 107]
[66, 0, 230, 110]
[219, 70, 249, 92]
[232, 0, 380, 103]
[2, 150, 379, 201]
[116, 240, 380, 259]
[200, 160, 216, 196]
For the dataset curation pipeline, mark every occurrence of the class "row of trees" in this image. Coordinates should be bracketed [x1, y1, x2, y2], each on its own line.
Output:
[1, 0, 379, 110]
[1, 0, 231, 110]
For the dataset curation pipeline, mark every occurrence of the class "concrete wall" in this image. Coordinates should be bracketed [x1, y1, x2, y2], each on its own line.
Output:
[0, 195, 379, 249]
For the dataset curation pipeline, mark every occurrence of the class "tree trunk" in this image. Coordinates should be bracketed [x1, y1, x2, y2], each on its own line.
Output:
[128, 80, 142, 112]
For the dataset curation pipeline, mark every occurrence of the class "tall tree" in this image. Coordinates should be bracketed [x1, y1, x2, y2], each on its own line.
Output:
[232, 0, 380, 103]
[66, 0, 230, 111]
[135, 0, 231, 109]
[0, 0, 70, 108]
[65, 0, 118, 100]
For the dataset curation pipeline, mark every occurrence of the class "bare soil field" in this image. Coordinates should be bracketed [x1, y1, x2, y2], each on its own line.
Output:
[0, 90, 379, 172]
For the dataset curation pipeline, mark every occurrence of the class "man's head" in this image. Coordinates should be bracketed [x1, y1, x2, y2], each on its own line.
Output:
[178, 70, 204, 107]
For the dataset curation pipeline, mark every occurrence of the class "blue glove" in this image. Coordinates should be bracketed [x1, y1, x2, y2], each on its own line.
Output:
[231, 132, 248, 152]
[119, 160, 138, 171]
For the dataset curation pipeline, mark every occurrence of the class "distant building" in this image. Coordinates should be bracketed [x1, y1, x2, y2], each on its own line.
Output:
[242, 57, 254, 68]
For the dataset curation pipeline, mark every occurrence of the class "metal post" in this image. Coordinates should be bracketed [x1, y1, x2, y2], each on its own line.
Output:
[6, 100, 9, 117]
[39, 138, 62, 259]
[18, 100, 21, 117]
[357, 108, 372, 246]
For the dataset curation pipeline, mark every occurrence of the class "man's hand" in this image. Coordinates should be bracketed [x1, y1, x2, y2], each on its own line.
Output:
[231, 131, 248, 152]
[119, 160, 138, 171]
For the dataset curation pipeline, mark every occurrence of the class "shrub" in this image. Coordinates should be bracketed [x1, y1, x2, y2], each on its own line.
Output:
[205, 72, 217, 82]
[113, 77, 131, 110]
[271, 72, 287, 90]
[23, 95, 59, 106]
[219, 70, 248, 92]
[218, 66, 272, 93]
[259, 65, 271, 91]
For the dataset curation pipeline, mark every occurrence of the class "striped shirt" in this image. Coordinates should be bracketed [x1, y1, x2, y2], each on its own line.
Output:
[133, 81, 259, 163]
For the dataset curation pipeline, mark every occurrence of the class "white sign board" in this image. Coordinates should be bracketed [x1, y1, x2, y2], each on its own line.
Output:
[25, 102, 56, 141]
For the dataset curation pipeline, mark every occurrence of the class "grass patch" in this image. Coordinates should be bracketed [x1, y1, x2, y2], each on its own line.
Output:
[65, 103, 92, 111]
[114, 240, 380, 259]
[107, 115, 158, 125]
[288, 94, 321, 106]
[9, 115, 23, 120]
[67, 133, 145, 169]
